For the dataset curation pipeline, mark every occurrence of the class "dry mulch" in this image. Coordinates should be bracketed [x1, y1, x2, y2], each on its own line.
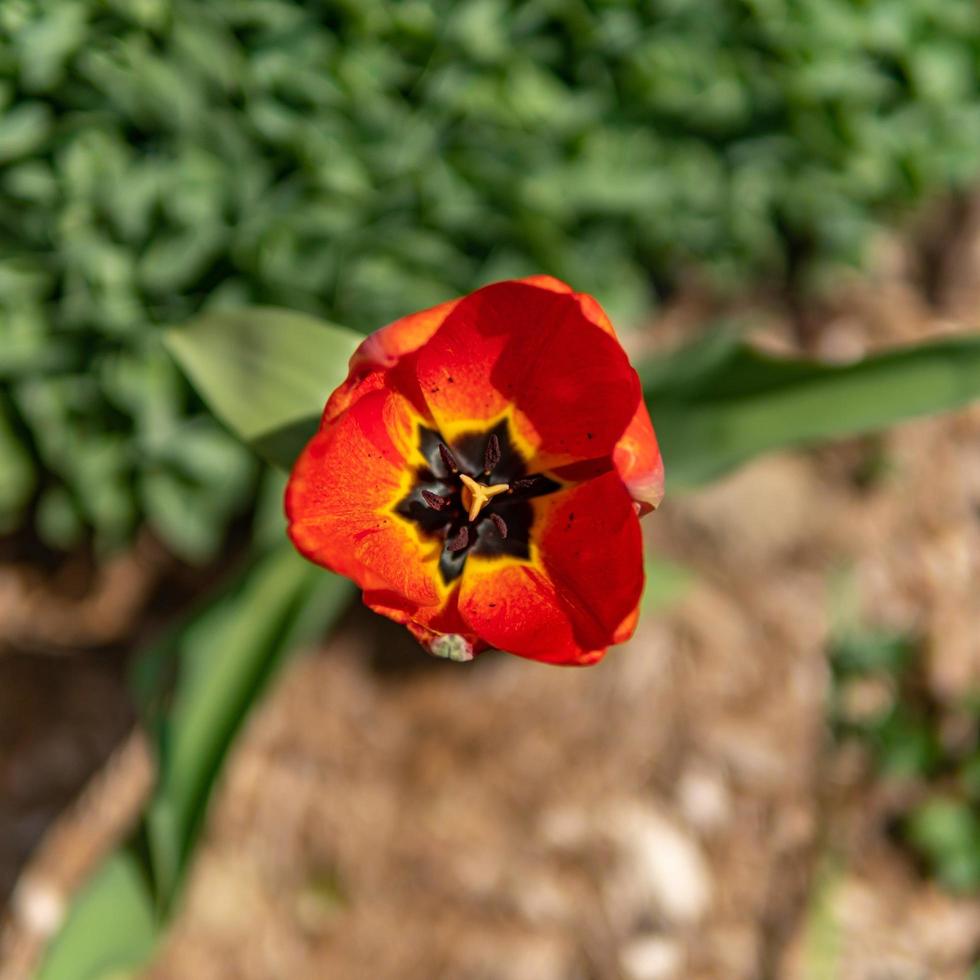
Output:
[2, 208, 980, 979]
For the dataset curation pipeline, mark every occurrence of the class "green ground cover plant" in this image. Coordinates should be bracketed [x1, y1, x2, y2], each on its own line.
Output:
[830, 624, 980, 893]
[3, 0, 980, 555]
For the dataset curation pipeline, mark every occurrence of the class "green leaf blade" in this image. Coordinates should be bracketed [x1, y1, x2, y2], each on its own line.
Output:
[39, 546, 355, 976]
[646, 333, 980, 489]
[164, 308, 361, 470]
[137, 545, 355, 906]
[36, 851, 158, 980]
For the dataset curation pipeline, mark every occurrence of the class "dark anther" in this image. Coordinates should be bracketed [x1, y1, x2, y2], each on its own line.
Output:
[438, 442, 459, 474]
[483, 433, 501, 474]
[490, 513, 508, 538]
[421, 490, 450, 510]
[447, 525, 469, 552]
[510, 476, 539, 493]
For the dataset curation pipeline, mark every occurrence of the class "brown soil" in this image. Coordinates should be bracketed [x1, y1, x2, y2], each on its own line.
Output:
[2, 201, 980, 980]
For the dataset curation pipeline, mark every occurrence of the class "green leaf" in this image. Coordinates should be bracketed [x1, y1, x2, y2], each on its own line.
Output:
[829, 629, 916, 677]
[642, 556, 695, 612]
[15, 5, 89, 94]
[164, 308, 361, 470]
[39, 545, 355, 974]
[798, 857, 845, 980]
[870, 706, 943, 779]
[0, 400, 35, 530]
[643, 331, 980, 488]
[169, 310, 980, 485]
[905, 798, 980, 893]
[133, 544, 355, 907]
[36, 850, 157, 980]
[0, 102, 52, 163]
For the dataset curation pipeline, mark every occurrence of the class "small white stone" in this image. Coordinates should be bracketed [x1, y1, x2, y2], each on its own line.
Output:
[12, 878, 64, 936]
[620, 934, 682, 980]
[607, 802, 712, 925]
[676, 766, 731, 833]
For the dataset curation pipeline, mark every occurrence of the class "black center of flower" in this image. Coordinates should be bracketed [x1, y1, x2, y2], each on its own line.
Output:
[395, 420, 560, 584]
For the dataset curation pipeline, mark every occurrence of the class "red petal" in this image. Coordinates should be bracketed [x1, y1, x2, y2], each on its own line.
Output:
[517, 278, 664, 514]
[513, 278, 664, 511]
[286, 386, 444, 607]
[351, 297, 460, 374]
[323, 297, 460, 425]
[614, 401, 665, 516]
[459, 471, 644, 664]
[459, 563, 603, 665]
[414, 280, 641, 466]
[363, 586, 487, 660]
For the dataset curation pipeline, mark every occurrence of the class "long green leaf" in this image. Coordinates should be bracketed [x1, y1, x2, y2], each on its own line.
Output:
[164, 308, 361, 470]
[643, 331, 980, 488]
[36, 851, 157, 980]
[133, 545, 354, 909]
[37, 546, 355, 976]
[168, 308, 980, 485]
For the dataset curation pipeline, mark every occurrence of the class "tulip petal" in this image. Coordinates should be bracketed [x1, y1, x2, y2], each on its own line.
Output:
[512, 278, 664, 511]
[323, 298, 460, 424]
[458, 563, 603, 664]
[415, 280, 641, 465]
[459, 471, 643, 664]
[286, 386, 445, 606]
[286, 276, 661, 665]
[614, 402, 665, 515]
[362, 585, 486, 660]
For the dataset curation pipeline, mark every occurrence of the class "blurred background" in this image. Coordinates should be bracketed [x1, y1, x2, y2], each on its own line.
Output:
[1, 1, 979, 978]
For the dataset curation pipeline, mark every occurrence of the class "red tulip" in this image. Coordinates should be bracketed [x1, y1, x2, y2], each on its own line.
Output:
[286, 276, 663, 665]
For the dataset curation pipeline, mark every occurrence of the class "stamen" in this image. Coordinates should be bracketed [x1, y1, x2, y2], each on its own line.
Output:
[438, 443, 459, 475]
[421, 490, 450, 510]
[490, 513, 508, 538]
[483, 433, 501, 475]
[447, 525, 469, 552]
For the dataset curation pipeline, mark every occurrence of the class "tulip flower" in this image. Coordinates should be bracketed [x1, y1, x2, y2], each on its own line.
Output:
[286, 277, 663, 665]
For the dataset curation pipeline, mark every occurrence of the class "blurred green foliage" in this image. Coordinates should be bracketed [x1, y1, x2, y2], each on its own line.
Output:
[3, 0, 980, 555]
[38, 541, 355, 980]
[829, 625, 980, 893]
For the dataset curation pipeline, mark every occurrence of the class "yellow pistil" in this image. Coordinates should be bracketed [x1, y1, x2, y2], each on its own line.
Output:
[459, 474, 510, 522]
